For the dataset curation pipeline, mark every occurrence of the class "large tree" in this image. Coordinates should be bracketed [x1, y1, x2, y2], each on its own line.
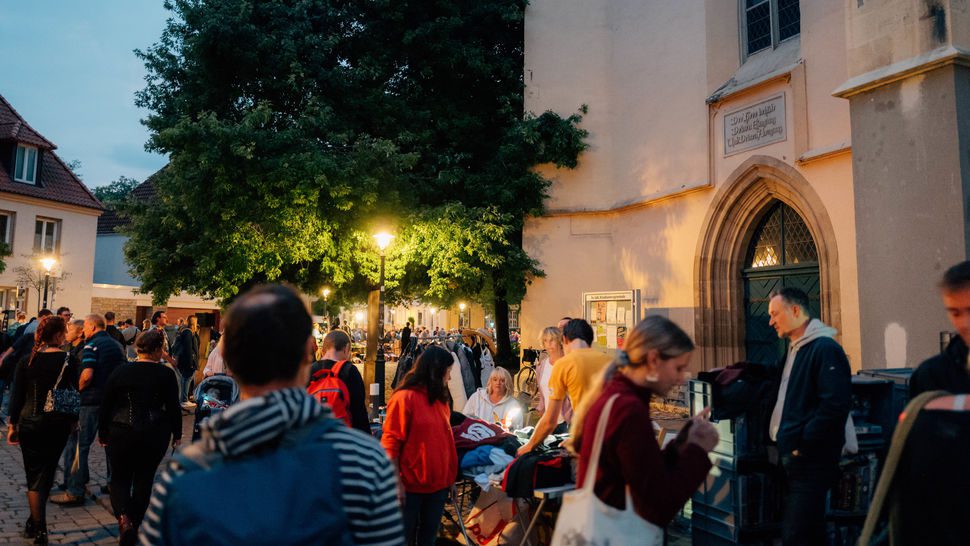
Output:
[128, 0, 586, 364]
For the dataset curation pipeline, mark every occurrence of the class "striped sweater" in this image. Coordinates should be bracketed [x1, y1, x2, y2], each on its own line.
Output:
[139, 388, 404, 546]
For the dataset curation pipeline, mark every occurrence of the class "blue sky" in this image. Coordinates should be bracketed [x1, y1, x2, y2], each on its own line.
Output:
[0, 1, 171, 188]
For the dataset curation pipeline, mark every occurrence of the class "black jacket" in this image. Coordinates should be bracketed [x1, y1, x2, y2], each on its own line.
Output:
[173, 328, 200, 378]
[911, 336, 970, 397]
[774, 335, 852, 464]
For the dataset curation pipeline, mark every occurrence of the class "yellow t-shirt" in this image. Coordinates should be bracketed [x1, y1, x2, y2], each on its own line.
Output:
[548, 348, 612, 408]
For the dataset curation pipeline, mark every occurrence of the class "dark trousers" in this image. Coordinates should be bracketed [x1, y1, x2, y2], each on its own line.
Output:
[105, 425, 170, 524]
[781, 456, 838, 546]
[403, 488, 449, 546]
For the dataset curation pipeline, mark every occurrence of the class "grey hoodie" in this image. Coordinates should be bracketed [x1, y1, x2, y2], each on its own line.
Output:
[769, 319, 857, 452]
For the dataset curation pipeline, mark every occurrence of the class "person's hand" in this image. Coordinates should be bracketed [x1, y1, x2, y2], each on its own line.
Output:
[6, 423, 18, 445]
[686, 407, 719, 453]
[98, 438, 108, 448]
[516, 443, 533, 457]
[172, 439, 182, 449]
[791, 449, 801, 457]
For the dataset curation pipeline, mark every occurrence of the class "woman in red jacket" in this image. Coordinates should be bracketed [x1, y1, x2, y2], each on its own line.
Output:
[381, 346, 457, 546]
[572, 316, 720, 529]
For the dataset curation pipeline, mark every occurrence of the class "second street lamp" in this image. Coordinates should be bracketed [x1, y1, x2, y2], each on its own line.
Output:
[40, 257, 56, 311]
[373, 231, 394, 405]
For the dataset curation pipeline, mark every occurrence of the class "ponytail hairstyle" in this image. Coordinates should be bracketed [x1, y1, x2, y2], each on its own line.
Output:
[396, 345, 454, 406]
[30, 315, 68, 365]
[568, 315, 694, 451]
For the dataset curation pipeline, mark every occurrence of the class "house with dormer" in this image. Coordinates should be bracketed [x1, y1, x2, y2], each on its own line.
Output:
[0, 93, 102, 315]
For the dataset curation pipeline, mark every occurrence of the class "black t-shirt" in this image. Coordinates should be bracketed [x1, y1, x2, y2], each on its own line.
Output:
[310, 359, 370, 433]
[80, 331, 127, 406]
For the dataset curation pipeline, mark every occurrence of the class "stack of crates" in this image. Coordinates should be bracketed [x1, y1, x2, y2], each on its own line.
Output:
[689, 373, 905, 546]
[689, 381, 780, 546]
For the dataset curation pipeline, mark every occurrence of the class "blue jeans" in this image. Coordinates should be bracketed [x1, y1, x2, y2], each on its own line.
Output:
[403, 489, 449, 546]
[180, 374, 194, 403]
[66, 405, 100, 497]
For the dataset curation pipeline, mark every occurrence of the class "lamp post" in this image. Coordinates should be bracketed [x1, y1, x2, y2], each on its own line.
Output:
[321, 287, 331, 327]
[373, 231, 394, 405]
[430, 306, 437, 333]
[40, 257, 56, 311]
[459, 302, 466, 329]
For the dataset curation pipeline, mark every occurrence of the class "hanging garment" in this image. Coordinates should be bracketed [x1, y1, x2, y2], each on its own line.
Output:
[447, 351, 469, 409]
[479, 348, 496, 390]
[454, 344, 477, 398]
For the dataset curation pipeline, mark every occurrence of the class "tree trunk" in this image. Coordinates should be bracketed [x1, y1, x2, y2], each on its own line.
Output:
[364, 288, 380, 388]
[492, 279, 515, 370]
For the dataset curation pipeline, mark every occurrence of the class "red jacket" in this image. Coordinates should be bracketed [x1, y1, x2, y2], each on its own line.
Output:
[381, 387, 458, 493]
[577, 374, 712, 526]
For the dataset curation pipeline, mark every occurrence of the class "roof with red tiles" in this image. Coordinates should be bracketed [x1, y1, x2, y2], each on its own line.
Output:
[0, 94, 103, 211]
[0, 95, 55, 149]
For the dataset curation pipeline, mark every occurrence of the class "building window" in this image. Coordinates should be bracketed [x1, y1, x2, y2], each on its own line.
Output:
[34, 218, 60, 254]
[0, 212, 13, 249]
[743, 0, 800, 57]
[14, 145, 38, 184]
[508, 305, 520, 330]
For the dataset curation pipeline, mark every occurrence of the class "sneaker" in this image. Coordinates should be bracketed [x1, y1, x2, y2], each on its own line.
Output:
[49, 493, 85, 506]
[181, 401, 197, 410]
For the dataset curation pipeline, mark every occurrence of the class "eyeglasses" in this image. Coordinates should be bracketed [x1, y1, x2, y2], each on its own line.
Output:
[60, 312, 73, 318]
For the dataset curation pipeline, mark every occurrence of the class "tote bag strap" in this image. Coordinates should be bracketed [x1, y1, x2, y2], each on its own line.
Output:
[857, 390, 950, 546]
[581, 394, 621, 490]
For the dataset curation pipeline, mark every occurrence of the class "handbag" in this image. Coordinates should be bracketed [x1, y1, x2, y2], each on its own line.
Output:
[43, 353, 80, 417]
[550, 394, 664, 546]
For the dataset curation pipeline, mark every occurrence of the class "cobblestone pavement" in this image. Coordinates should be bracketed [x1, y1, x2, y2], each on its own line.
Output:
[0, 413, 194, 545]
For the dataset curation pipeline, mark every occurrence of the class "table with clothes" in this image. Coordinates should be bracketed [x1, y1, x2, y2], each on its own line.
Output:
[448, 412, 575, 546]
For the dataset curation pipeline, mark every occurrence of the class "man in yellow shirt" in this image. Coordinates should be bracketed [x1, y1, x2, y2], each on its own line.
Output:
[517, 319, 611, 455]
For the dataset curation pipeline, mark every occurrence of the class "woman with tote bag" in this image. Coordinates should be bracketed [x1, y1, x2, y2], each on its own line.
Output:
[553, 316, 719, 545]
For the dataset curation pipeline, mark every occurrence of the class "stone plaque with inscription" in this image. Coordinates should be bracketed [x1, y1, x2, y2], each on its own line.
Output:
[724, 94, 786, 156]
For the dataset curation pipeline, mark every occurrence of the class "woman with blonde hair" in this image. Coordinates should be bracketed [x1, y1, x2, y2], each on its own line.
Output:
[571, 316, 719, 529]
[463, 367, 524, 430]
[533, 326, 571, 425]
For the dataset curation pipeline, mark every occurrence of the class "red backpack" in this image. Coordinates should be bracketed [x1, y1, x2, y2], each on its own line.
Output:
[307, 360, 352, 426]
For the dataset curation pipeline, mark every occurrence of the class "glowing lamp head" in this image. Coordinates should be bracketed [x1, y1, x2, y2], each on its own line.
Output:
[459, 302, 466, 311]
[373, 232, 395, 252]
[40, 257, 56, 272]
[354, 311, 365, 322]
[322, 288, 331, 299]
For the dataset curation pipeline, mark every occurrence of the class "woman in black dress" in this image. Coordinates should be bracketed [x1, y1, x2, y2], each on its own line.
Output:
[6, 316, 78, 545]
[98, 329, 181, 545]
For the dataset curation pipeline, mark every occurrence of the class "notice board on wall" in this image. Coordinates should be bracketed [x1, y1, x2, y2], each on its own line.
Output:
[582, 290, 641, 354]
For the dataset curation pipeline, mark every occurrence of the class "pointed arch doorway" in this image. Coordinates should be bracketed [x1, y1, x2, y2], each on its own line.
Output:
[694, 156, 841, 371]
[743, 201, 821, 364]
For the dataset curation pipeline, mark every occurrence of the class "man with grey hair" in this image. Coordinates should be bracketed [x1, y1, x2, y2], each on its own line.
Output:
[53, 314, 127, 505]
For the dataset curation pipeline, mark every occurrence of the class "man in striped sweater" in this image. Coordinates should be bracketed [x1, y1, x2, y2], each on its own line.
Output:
[139, 285, 403, 546]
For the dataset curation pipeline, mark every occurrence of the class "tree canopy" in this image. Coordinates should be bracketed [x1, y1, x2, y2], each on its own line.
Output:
[91, 175, 140, 205]
[127, 0, 587, 361]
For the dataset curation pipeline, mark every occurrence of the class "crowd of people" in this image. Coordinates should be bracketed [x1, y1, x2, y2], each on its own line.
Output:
[0, 259, 967, 545]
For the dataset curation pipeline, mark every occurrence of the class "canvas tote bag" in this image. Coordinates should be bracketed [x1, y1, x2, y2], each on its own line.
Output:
[550, 394, 663, 546]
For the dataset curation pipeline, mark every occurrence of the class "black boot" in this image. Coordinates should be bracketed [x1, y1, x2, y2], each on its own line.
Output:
[23, 516, 36, 539]
[33, 526, 48, 545]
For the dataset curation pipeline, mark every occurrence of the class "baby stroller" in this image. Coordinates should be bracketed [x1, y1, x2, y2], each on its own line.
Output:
[192, 374, 240, 441]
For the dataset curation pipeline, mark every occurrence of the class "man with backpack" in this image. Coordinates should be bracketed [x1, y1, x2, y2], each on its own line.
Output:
[309, 330, 370, 433]
[140, 284, 403, 546]
[172, 315, 201, 407]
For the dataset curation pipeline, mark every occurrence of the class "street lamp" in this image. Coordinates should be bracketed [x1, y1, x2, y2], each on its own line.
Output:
[429, 306, 437, 332]
[459, 302, 466, 329]
[321, 287, 331, 326]
[39, 257, 56, 311]
[373, 231, 394, 404]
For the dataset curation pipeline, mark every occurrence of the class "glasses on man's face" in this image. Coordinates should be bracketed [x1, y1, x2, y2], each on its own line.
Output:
[60, 312, 72, 318]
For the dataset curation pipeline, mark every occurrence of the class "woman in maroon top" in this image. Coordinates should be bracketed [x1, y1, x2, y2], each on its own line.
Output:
[572, 316, 719, 528]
